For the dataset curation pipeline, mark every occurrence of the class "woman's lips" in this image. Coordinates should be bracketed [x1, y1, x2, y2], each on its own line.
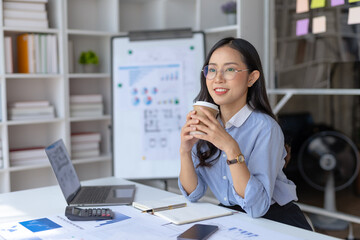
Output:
[214, 88, 228, 95]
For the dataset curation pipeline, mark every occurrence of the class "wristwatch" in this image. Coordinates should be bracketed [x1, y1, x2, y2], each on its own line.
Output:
[226, 153, 245, 165]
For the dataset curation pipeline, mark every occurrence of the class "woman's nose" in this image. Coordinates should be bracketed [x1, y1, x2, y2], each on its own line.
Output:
[214, 70, 225, 83]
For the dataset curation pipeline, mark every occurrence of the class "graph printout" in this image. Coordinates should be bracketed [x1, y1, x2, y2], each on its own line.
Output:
[112, 34, 204, 179]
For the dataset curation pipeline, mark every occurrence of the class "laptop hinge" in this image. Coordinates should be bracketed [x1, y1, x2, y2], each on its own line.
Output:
[67, 186, 81, 204]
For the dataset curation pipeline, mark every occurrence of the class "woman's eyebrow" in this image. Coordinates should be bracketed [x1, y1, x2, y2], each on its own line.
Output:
[208, 62, 240, 66]
[224, 62, 240, 66]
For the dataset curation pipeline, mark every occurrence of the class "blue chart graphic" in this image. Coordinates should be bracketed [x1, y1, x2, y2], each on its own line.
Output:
[1, 225, 18, 233]
[132, 97, 140, 106]
[19, 218, 61, 233]
[227, 227, 259, 238]
[95, 213, 131, 228]
[119, 64, 180, 87]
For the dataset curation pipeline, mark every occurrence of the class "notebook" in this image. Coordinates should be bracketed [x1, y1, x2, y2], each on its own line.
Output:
[45, 139, 136, 206]
[133, 196, 233, 224]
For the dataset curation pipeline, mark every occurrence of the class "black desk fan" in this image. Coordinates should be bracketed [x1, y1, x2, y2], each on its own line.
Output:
[298, 131, 360, 230]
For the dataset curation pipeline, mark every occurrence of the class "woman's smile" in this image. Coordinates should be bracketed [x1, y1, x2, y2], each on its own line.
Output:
[214, 87, 229, 95]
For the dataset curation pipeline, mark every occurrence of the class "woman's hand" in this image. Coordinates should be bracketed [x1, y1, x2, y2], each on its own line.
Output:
[180, 110, 200, 154]
[190, 107, 239, 156]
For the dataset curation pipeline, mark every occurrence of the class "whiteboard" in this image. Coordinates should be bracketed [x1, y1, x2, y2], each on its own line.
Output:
[111, 31, 205, 179]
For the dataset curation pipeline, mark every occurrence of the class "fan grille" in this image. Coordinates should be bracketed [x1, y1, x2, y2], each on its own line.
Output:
[298, 131, 360, 191]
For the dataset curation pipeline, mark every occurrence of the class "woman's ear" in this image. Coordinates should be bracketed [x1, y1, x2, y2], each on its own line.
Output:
[247, 70, 260, 87]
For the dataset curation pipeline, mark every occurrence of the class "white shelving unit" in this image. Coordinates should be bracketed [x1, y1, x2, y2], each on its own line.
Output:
[0, 0, 268, 193]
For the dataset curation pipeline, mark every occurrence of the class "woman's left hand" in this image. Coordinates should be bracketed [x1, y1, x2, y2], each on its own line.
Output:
[190, 107, 238, 153]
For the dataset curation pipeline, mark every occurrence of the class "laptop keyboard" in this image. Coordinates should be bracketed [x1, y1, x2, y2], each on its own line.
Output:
[75, 186, 111, 204]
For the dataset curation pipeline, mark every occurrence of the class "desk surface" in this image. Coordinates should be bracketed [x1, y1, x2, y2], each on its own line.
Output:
[0, 177, 339, 240]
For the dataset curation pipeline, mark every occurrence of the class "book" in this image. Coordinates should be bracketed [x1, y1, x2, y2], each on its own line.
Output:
[70, 103, 103, 111]
[68, 40, 74, 73]
[70, 95, 103, 104]
[16, 33, 36, 73]
[4, 36, 13, 73]
[10, 100, 49, 108]
[51, 35, 58, 73]
[72, 142, 99, 151]
[10, 157, 49, 167]
[3, 9, 47, 20]
[155, 203, 232, 224]
[3, 1, 46, 11]
[133, 197, 187, 212]
[9, 146, 46, 160]
[71, 132, 101, 143]
[4, 18, 48, 29]
[17, 33, 30, 73]
[9, 113, 54, 120]
[70, 110, 103, 118]
[35, 34, 41, 73]
[70, 103, 103, 117]
[46, 34, 52, 73]
[40, 34, 47, 73]
[8, 106, 54, 115]
[133, 197, 233, 225]
[71, 149, 100, 159]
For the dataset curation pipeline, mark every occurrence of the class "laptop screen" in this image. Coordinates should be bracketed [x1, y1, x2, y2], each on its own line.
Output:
[45, 139, 81, 203]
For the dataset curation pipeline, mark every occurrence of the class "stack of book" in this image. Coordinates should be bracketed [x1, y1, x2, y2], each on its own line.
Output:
[71, 132, 101, 159]
[16, 33, 58, 74]
[70, 94, 103, 117]
[8, 100, 55, 121]
[3, 0, 49, 29]
[9, 146, 47, 167]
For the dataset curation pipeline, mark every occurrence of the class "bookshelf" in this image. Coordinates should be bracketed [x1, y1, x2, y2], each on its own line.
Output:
[0, 0, 266, 193]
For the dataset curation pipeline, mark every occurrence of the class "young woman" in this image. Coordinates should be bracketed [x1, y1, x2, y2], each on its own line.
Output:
[179, 37, 312, 230]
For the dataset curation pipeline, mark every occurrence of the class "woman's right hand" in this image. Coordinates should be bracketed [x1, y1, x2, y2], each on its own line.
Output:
[180, 110, 200, 153]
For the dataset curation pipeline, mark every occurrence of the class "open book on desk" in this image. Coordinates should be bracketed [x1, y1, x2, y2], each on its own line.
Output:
[132, 196, 233, 225]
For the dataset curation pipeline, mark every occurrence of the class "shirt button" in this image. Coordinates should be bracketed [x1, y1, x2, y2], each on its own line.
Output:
[222, 154, 226, 158]
[223, 176, 227, 180]
[224, 197, 227, 201]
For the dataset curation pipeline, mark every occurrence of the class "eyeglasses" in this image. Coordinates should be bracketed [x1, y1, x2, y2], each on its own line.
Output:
[202, 65, 249, 80]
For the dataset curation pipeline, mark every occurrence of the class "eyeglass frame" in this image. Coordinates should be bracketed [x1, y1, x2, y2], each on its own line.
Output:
[202, 65, 250, 81]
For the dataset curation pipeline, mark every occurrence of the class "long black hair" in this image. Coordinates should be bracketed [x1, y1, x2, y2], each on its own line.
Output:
[194, 37, 276, 167]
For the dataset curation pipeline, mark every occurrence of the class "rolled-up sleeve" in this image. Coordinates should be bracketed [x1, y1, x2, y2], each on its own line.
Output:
[231, 122, 286, 217]
[178, 171, 207, 202]
[178, 151, 208, 202]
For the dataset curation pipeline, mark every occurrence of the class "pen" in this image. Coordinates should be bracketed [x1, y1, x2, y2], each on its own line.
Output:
[142, 203, 187, 214]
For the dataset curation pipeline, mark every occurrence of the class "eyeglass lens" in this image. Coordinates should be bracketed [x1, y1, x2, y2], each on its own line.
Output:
[203, 65, 238, 80]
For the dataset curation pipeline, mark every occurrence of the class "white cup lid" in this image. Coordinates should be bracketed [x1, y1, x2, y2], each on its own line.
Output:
[193, 101, 219, 112]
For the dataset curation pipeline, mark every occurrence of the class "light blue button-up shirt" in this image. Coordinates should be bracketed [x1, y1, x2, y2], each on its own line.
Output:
[178, 104, 298, 218]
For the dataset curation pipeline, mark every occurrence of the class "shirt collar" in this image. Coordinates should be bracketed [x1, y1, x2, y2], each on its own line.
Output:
[224, 104, 253, 129]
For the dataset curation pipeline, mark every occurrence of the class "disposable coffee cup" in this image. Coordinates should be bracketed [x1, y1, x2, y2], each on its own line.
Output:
[190, 101, 219, 135]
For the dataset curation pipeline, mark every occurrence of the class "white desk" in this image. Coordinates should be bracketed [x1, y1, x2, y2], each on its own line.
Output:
[0, 177, 339, 240]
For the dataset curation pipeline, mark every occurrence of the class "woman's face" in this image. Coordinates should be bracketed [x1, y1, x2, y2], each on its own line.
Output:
[205, 46, 258, 111]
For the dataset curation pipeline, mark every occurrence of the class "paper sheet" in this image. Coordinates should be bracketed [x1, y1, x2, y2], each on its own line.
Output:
[311, 0, 326, 9]
[296, 19, 310, 36]
[348, 6, 360, 25]
[331, 0, 344, 6]
[296, 0, 309, 13]
[313, 16, 327, 34]
[0, 205, 321, 240]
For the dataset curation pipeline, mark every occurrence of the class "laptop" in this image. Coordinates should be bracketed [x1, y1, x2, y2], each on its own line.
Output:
[45, 139, 136, 206]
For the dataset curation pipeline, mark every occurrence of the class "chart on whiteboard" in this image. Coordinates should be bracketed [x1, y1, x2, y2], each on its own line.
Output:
[114, 62, 184, 161]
